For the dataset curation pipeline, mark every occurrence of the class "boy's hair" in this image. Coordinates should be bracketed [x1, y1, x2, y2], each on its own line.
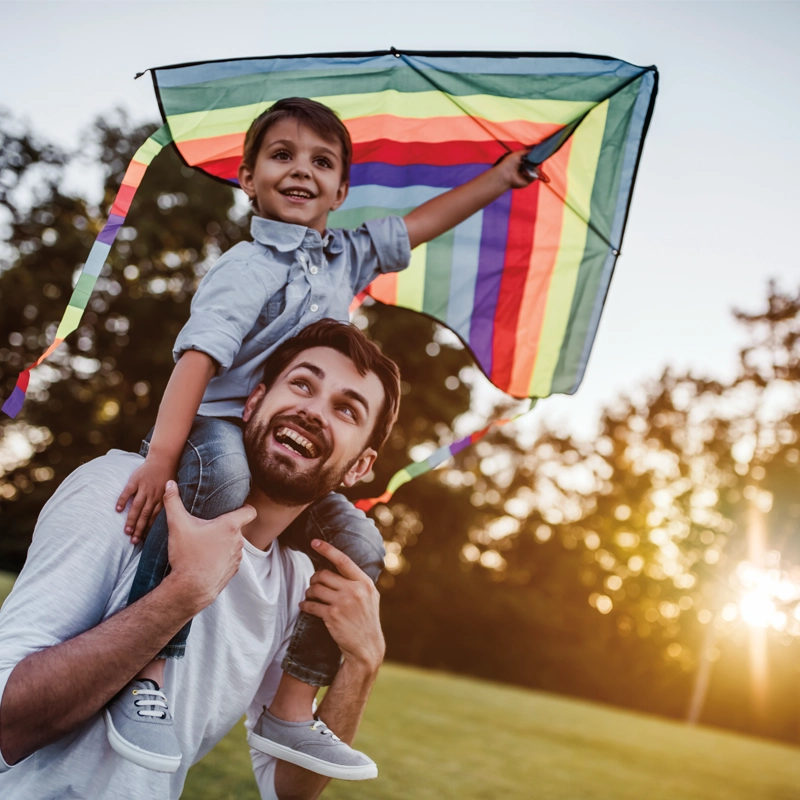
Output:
[241, 97, 353, 182]
[260, 319, 400, 453]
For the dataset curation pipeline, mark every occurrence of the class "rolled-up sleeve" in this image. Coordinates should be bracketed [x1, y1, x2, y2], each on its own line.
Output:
[347, 216, 411, 296]
[173, 247, 279, 373]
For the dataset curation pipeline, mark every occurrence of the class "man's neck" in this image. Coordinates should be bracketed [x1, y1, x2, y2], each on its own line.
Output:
[241, 488, 310, 551]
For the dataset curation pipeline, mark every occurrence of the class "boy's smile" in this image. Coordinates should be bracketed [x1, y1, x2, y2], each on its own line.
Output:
[238, 118, 349, 234]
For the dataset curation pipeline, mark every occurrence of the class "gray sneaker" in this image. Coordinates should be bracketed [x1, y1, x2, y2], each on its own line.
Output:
[248, 708, 377, 780]
[104, 679, 182, 773]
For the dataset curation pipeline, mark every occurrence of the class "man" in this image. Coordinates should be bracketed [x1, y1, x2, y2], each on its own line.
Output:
[0, 319, 400, 799]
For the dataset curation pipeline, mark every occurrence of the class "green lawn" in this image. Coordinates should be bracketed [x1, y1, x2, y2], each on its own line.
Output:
[3, 572, 799, 799]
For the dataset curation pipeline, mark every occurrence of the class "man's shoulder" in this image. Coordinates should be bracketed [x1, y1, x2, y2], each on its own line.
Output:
[62, 450, 142, 495]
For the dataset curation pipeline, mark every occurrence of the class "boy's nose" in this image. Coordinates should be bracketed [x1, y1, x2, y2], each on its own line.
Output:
[291, 162, 311, 179]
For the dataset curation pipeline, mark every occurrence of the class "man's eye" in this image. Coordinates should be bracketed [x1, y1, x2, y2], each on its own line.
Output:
[291, 379, 310, 392]
[338, 405, 357, 421]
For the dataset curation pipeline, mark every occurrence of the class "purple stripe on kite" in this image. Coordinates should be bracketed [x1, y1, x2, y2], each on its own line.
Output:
[350, 162, 485, 190]
[449, 437, 473, 456]
[469, 191, 513, 374]
[97, 214, 125, 245]
[2, 386, 25, 419]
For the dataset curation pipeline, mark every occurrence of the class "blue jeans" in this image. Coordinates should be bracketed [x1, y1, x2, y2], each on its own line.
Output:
[126, 416, 385, 686]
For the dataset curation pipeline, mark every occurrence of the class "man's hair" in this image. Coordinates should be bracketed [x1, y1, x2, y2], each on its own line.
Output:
[241, 97, 353, 182]
[260, 319, 400, 453]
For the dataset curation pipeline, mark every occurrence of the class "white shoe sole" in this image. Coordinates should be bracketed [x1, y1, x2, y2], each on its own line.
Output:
[104, 710, 183, 773]
[247, 730, 378, 781]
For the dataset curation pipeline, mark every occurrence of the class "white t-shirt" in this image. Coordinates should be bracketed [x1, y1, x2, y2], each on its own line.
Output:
[0, 450, 314, 799]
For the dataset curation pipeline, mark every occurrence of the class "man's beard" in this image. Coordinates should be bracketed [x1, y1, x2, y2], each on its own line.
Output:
[244, 412, 358, 506]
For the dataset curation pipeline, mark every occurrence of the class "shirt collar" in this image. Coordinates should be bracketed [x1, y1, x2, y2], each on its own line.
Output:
[251, 216, 345, 257]
[251, 216, 313, 252]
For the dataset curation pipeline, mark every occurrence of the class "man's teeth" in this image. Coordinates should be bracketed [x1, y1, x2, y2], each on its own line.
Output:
[276, 427, 318, 457]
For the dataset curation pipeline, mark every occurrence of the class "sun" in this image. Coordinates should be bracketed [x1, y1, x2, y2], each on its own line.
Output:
[739, 590, 775, 629]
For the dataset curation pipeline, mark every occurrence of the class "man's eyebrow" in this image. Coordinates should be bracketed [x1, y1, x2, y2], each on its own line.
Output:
[289, 362, 324, 379]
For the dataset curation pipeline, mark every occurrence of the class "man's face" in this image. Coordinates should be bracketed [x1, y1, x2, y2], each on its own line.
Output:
[238, 118, 349, 234]
[242, 346, 384, 506]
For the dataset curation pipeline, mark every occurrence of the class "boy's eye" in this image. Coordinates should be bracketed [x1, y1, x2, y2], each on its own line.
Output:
[273, 150, 291, 160]
[314, 157, 332, 169]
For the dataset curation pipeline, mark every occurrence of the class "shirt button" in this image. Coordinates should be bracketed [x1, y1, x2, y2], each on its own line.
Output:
[309, 266, 318, 275]
[310, 303, 319, 313]
[298, 254, 307, 265]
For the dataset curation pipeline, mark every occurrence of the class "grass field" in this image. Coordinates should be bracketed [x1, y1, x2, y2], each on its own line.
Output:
[3, 572, 799, 799]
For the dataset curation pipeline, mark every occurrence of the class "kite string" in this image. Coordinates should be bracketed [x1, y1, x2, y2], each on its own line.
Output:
[355, 399, 536, 512]
[2, 123, 173, 419]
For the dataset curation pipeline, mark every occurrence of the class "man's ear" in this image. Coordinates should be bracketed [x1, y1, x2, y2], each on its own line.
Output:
[341, 447, 377, 488]
[330, 180, 349, 212]
[242, 383, 267, 423]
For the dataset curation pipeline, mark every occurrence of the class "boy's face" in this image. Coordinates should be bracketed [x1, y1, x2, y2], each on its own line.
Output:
[241, 346, 383, 506]
[238, 118, 349, 234]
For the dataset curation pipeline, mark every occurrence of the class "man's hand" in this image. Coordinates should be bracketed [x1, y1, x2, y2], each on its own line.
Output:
[161, 480, 254, 615]
[299, 540, 385, 672]
[116, 456, 174, 544]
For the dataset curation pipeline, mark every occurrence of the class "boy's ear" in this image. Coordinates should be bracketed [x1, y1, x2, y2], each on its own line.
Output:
[330, 180, 349, 212]
[238, 161, 257, 204]
[340, 447, 376, 488]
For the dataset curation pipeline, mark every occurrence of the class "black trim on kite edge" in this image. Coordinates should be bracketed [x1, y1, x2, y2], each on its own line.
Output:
[143, 48, 657, 76]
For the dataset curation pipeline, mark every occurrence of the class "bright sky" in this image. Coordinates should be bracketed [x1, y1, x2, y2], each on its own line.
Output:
[2, 1, 798, 438]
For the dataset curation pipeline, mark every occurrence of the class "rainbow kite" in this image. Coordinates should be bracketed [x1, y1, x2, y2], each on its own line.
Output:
[3, 50, 657, 504]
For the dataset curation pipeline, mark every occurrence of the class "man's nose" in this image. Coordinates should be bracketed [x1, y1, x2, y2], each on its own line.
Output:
[297, 396, 327, 427]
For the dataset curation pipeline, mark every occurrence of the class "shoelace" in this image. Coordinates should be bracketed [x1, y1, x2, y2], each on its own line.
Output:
[132, 687, 169, 719]
[310, 719, 341, 742]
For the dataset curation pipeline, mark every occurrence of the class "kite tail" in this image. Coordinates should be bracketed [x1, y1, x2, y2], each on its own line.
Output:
[355, 401, 536, 512]
[2, 123, 173, 419]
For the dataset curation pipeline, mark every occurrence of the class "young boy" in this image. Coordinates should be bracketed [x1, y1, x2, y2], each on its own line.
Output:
[110, 97, 538, 777]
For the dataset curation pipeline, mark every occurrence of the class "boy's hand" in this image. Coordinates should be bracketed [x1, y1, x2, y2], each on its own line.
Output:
[116, 456, 175, 544]
[493, 149, 547, 190]
[300, 540, 385, 673]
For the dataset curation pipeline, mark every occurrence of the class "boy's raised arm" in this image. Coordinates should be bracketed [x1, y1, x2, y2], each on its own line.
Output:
[115, 349, 217, 542]
[403, 149, 539, 250]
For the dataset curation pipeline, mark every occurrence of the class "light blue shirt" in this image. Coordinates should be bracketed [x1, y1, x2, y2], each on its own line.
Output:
[173, 215, 411, 418]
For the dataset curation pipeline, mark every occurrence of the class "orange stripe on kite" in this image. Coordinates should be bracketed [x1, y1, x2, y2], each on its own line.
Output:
[121, 159, 149, 190]
[176, 132, 246, 168]
[345, 115, 562, 146]
[506, 138, 572, 397]
[366, 271, 398, 305]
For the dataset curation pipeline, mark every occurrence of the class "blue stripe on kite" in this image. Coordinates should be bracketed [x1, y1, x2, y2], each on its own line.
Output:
[155, 55, 397, 88]
[569, 71, 656, 394]
[350, 162, 485, 189]
[406, 54, 648, 79]
[83, 242, 112, 277]
[469, 191, 513, 374]
[446, 210, 483, 341]
[343, 184, 445, 210]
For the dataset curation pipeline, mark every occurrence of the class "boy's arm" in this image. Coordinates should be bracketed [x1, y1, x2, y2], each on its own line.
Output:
[116, 349, 217, 542]
[403, 149, 538, 250]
